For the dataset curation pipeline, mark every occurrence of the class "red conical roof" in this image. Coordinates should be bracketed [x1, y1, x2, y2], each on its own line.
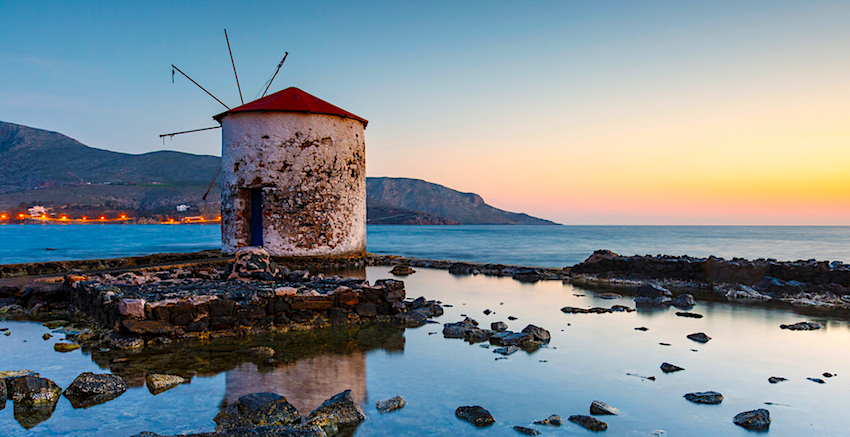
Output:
[213, 87, 368, 127]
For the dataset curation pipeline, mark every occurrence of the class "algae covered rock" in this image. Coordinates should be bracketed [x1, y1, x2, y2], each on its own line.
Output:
[568, 414, 607, 431]
[307, 389, 365, 435]
[63, 372, 127, 409]
[214, 392, 300, 431]
[145, 373, 185, 395]
[534, 414, 563, 426]
[733, 409, 770, 430]
[53, 342, 81, 353]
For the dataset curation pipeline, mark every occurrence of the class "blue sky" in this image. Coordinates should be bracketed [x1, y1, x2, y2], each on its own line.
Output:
[2, 1, 849, 224]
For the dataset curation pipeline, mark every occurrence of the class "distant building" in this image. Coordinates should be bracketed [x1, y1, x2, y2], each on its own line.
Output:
[214, 87, 368, 260]
[28, 205, 47, 218]
[176, 205, 190, 212]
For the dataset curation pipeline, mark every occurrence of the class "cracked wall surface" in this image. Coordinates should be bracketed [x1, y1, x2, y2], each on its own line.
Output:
[220, 112, 366, 258]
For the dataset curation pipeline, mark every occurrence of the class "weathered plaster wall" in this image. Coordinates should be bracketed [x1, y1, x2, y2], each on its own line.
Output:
[220, 112, 366, 258]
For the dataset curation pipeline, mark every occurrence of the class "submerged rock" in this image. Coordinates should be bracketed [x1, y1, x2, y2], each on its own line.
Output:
[733, 409, 770, 430]
[376, 395, 406, 413]
[590, 400, 620, 415]
[63, 372, 127, 409]
[145, 373, 185, 395]
[687, 332, 711, 343]
[493, 345, 520, 356]
[53, 342, 81, 353]
[390, 265, 416, 276]
[596, 293, 622, 299]
[14, 399, 58, 429]
[442, 317, 478, 338]
[671, 294, 695, 309]
[780, 321, 822, 331]
[455, 406, 495, 427]
[660, 363, 684, 373]
[490, 331, 533, 346]
[448, 263, 474, 275]
[214, 392, 300, 431]
[534, 414, 563, 426]
[768, 376, 787, 384]
[675, 312, 703, 318]
[568, 414, 607, 431]
[464, 328, 493, 343]
[684, 391, 723, 404]
[513, 425, 541, 435]
[246, 347, 276, 358]
[307, 389, 365, 435]
[807, 377, 826, 384]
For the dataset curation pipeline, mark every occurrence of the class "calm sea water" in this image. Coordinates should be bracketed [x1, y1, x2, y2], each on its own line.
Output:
[1, 267, 848, 436]
[2, 224, 850, 267]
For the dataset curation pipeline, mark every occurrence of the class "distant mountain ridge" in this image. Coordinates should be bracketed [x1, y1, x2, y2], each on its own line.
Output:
[0, 121, 557, 225]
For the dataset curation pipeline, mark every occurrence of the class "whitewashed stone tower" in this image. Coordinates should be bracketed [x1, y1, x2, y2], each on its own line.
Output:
[214, 87, 367, 260]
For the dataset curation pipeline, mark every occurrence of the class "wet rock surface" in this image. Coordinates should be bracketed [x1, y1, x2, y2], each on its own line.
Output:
[214, 392, 300, 431]
[768, 376, 787, 384]
[7, 375, 62, 406]
[675, 311, 703, 318]
[684, 391, 723, 404]
[513, 425, 541, 435]
[455, 405, 495, 427]
[568, 414, 607, 431]
[687, 332, 711, 343]
[634, 284, 673, 305]
[590, 400, 620, 415]
[375, 395, 406, 413]
[389, 265, 415, 276]
[63, 372, 127, 409]
[733, 409, 771, 430]
[307, 389, 365, 435]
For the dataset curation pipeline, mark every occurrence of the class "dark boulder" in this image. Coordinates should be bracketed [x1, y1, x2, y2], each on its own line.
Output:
[634, 284, 672, 305]
[684, 391, 723, 404]
[493, 346, 520, 356]
[63, 372, 127, 409]
[490, 331, 533, 346]
[675, 312, 703, 318]
[390, 265, 416, 276]
[375, 395, 406, 413]
[449, 263, 474, 275]
[491, 321, 508, 332]
[464, 328, 492, 343]
[521, 324, 551, 343]
[513, 426, 541, 435]
[590, 400, 619, 415]
[568, 415, 607, 431]
[512, 269, 542, 283]
[443, 318, 478, 338]
[455, 406, 495, 427]
[768, 376, 787, 384]
[733, 409, 770, 430]
[780, 321, 822, 330]
[534, 414, 563, 426]
[214, 392, 300, 431]
[7, 375, 62, 406]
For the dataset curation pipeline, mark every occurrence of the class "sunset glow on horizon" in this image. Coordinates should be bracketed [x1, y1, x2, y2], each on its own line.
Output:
[1, 1, 848, 225]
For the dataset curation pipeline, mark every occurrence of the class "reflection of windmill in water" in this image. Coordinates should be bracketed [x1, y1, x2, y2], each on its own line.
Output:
[166, 30, 368, 262]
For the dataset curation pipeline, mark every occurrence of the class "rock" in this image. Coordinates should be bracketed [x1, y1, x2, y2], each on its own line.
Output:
[483, 309, 492, 315]
[119, 298, 146, 318]
[807, 377, 825, 384]
[455, 406, 495, 427]
[590, 400, 619, 415]
[597, 293, 621, 299]
[521, 324, 551, 343]
[610, 305, 634, 312]
[63, 372, 127, 409]
[823, 372, 835, 378]
[108, 333, 143, 349]
[409, 296, 427, 309]
[376, 395, 406, 413]
[660, 363, 684, 373]
[53, 342, 81, 353]
[780, 321, 822, 330]
[247, 347, 276, 358]
[687, 332, 711, 343]
[493, 345, 520, 356]
[145, 373, 185, 395]
[508, 316, 518, 320]
[671, 294, 695, 309]
[733, 409, 770, 430]
[42, 320, 69, 329]
[42, 333, 52, 340]
[534, 414, 563, 426]
[7, 376, 62, 406]
[513, 426, 541, 435]
[214, 392, 300, 431]
[490, 331, 533, 346]
[568, 415, 607, 431]
[122, 319, 174, 335]
[307, 389, 365, 435]
[491, 321, 508, 332]
[675, 312, 703, 318]
[634, 327, 649, 331]
[354, 302, 378, 318]
[768, 376, 787, 384]
[512, 268, 542, 283]
[228, 247, 282, 281]
[634, 284, 672, 305]
[390, 265, 416, 276]
[442, 318, 478, 338]
[684, 391, 723, 404]
[448, 263, 474, 275]
[0, 376, 5, 403]
[464, 328, 492, 343]
[722, 284, 770, 300]
[561, 306, 590, 314]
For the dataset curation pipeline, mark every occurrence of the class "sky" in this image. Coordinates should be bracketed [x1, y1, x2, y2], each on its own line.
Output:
[1, 1, 848, 225]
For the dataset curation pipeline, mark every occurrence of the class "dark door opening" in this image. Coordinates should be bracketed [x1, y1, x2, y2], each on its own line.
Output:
[250, 188, 263, 246]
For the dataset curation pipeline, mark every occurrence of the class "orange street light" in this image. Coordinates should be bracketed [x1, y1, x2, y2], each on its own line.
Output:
[0, 214, 7, 220]
[120, 214, 127, 219]
[99, 216, 106, 220]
